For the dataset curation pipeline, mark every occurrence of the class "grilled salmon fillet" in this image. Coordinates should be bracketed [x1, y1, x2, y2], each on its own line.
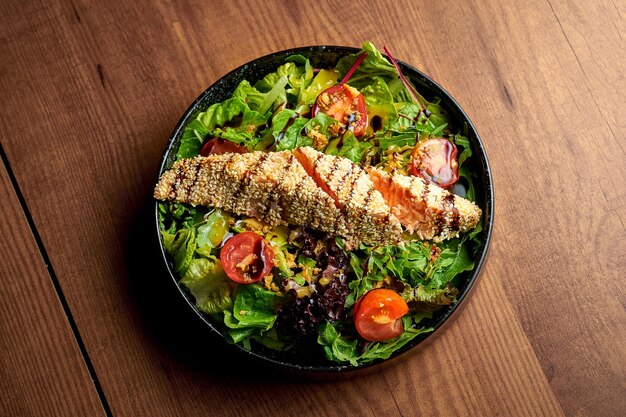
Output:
[154, 147, 481, 246]
[154, 151, 402, 247]
[293, 147, 402, 246]
[367, 168, 482, 241]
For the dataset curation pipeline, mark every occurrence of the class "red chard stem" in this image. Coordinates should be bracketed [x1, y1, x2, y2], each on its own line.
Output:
[340, 52, 368, 85]
[383, 46, 427, 110]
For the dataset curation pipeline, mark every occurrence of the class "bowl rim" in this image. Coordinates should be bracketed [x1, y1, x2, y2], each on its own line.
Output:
[154, 45, 494, 376]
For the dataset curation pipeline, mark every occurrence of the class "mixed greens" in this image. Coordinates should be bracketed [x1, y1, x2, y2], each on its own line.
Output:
[158, 42, 482, 366]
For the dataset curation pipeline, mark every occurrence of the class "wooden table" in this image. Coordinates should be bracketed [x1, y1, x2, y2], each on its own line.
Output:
[1, 0, 624, 416]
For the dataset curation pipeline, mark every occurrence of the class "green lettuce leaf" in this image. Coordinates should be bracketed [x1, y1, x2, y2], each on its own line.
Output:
[255, 62, 300, 92]
[254, 329, 293, 351]
[305, 111, 342, 141]
[180, 258, 234, 314]
[195, 209, 232, 257]
[234, 79, 286, 115]
[177, 87, 272, 159]
[222, 317, 258, 343]
[167, 228, 195, 276]
[225, 284, 278, 330]
[272, 110, 342, 151]
[223, 284, 281, 344]
[298, 68, 339, 105]
[335, 41, 396, 85]
[254, 61, 313, 101]
[359, 76, 397, 130]
[177, 120, 209, 160]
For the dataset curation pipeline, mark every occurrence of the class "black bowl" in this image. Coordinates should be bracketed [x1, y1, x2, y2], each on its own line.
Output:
[155, 46, 494, 379]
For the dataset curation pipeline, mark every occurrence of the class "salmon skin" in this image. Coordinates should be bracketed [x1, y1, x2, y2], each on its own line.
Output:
[154, 147, 481, 246]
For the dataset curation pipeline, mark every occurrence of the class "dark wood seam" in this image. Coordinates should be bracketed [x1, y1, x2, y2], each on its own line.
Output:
[0, 143, 114, 417]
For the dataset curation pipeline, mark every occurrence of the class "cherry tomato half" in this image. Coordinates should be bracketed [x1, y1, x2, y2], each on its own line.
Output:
[311, 84, 368, 137]
[353, 289, 409, 342]
[200, 138, 248, 156]
[220, 232, 274, 284]
[410, 138, 459, 189]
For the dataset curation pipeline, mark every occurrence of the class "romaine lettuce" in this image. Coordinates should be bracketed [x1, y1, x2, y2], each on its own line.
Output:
[180, 258, 233, 314]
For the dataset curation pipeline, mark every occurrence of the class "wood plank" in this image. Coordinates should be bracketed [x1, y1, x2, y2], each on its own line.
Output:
[0, 159, 107, 417]
[0, 0, 623, 416]
[408, 1, 626, 416]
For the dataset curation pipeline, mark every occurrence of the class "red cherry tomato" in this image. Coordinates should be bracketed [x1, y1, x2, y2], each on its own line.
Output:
[353, 289, 409, 342]
[200, 138, 248, 156]
[311, 84, 368, 137]
[410, 138, 459, 189]
[220, 232, 274, 284]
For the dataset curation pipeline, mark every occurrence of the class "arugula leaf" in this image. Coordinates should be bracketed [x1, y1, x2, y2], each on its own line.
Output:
[389, 103, 421, 132]
[459, 166, 476, 202]
[469, 220, 483, 242]
[317, 318, 433, 365]
[453, 133, 472, 166]
[317, 322, 359, 366]
[358, 318, 432, 362]
[431, 123, 448, 136]
[272, 109, 310, 150]
[427, 240, 474, 290]
[402, 285, 458, 312]
[325, 132, 371, 163]
[388, 77, 413, 103]
[426, 101, 449, 127]
[376, 132, 417, 150]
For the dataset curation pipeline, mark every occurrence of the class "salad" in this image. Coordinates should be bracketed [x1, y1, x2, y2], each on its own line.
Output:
[157, 42, 483, 366]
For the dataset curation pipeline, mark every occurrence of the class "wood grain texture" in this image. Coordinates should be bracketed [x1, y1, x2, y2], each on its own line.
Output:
[0, 0, 624, 416]
[0, 161, 106, 417]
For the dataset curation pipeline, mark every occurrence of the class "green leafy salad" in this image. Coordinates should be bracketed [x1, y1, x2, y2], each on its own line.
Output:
[157, 42, 483, 366]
